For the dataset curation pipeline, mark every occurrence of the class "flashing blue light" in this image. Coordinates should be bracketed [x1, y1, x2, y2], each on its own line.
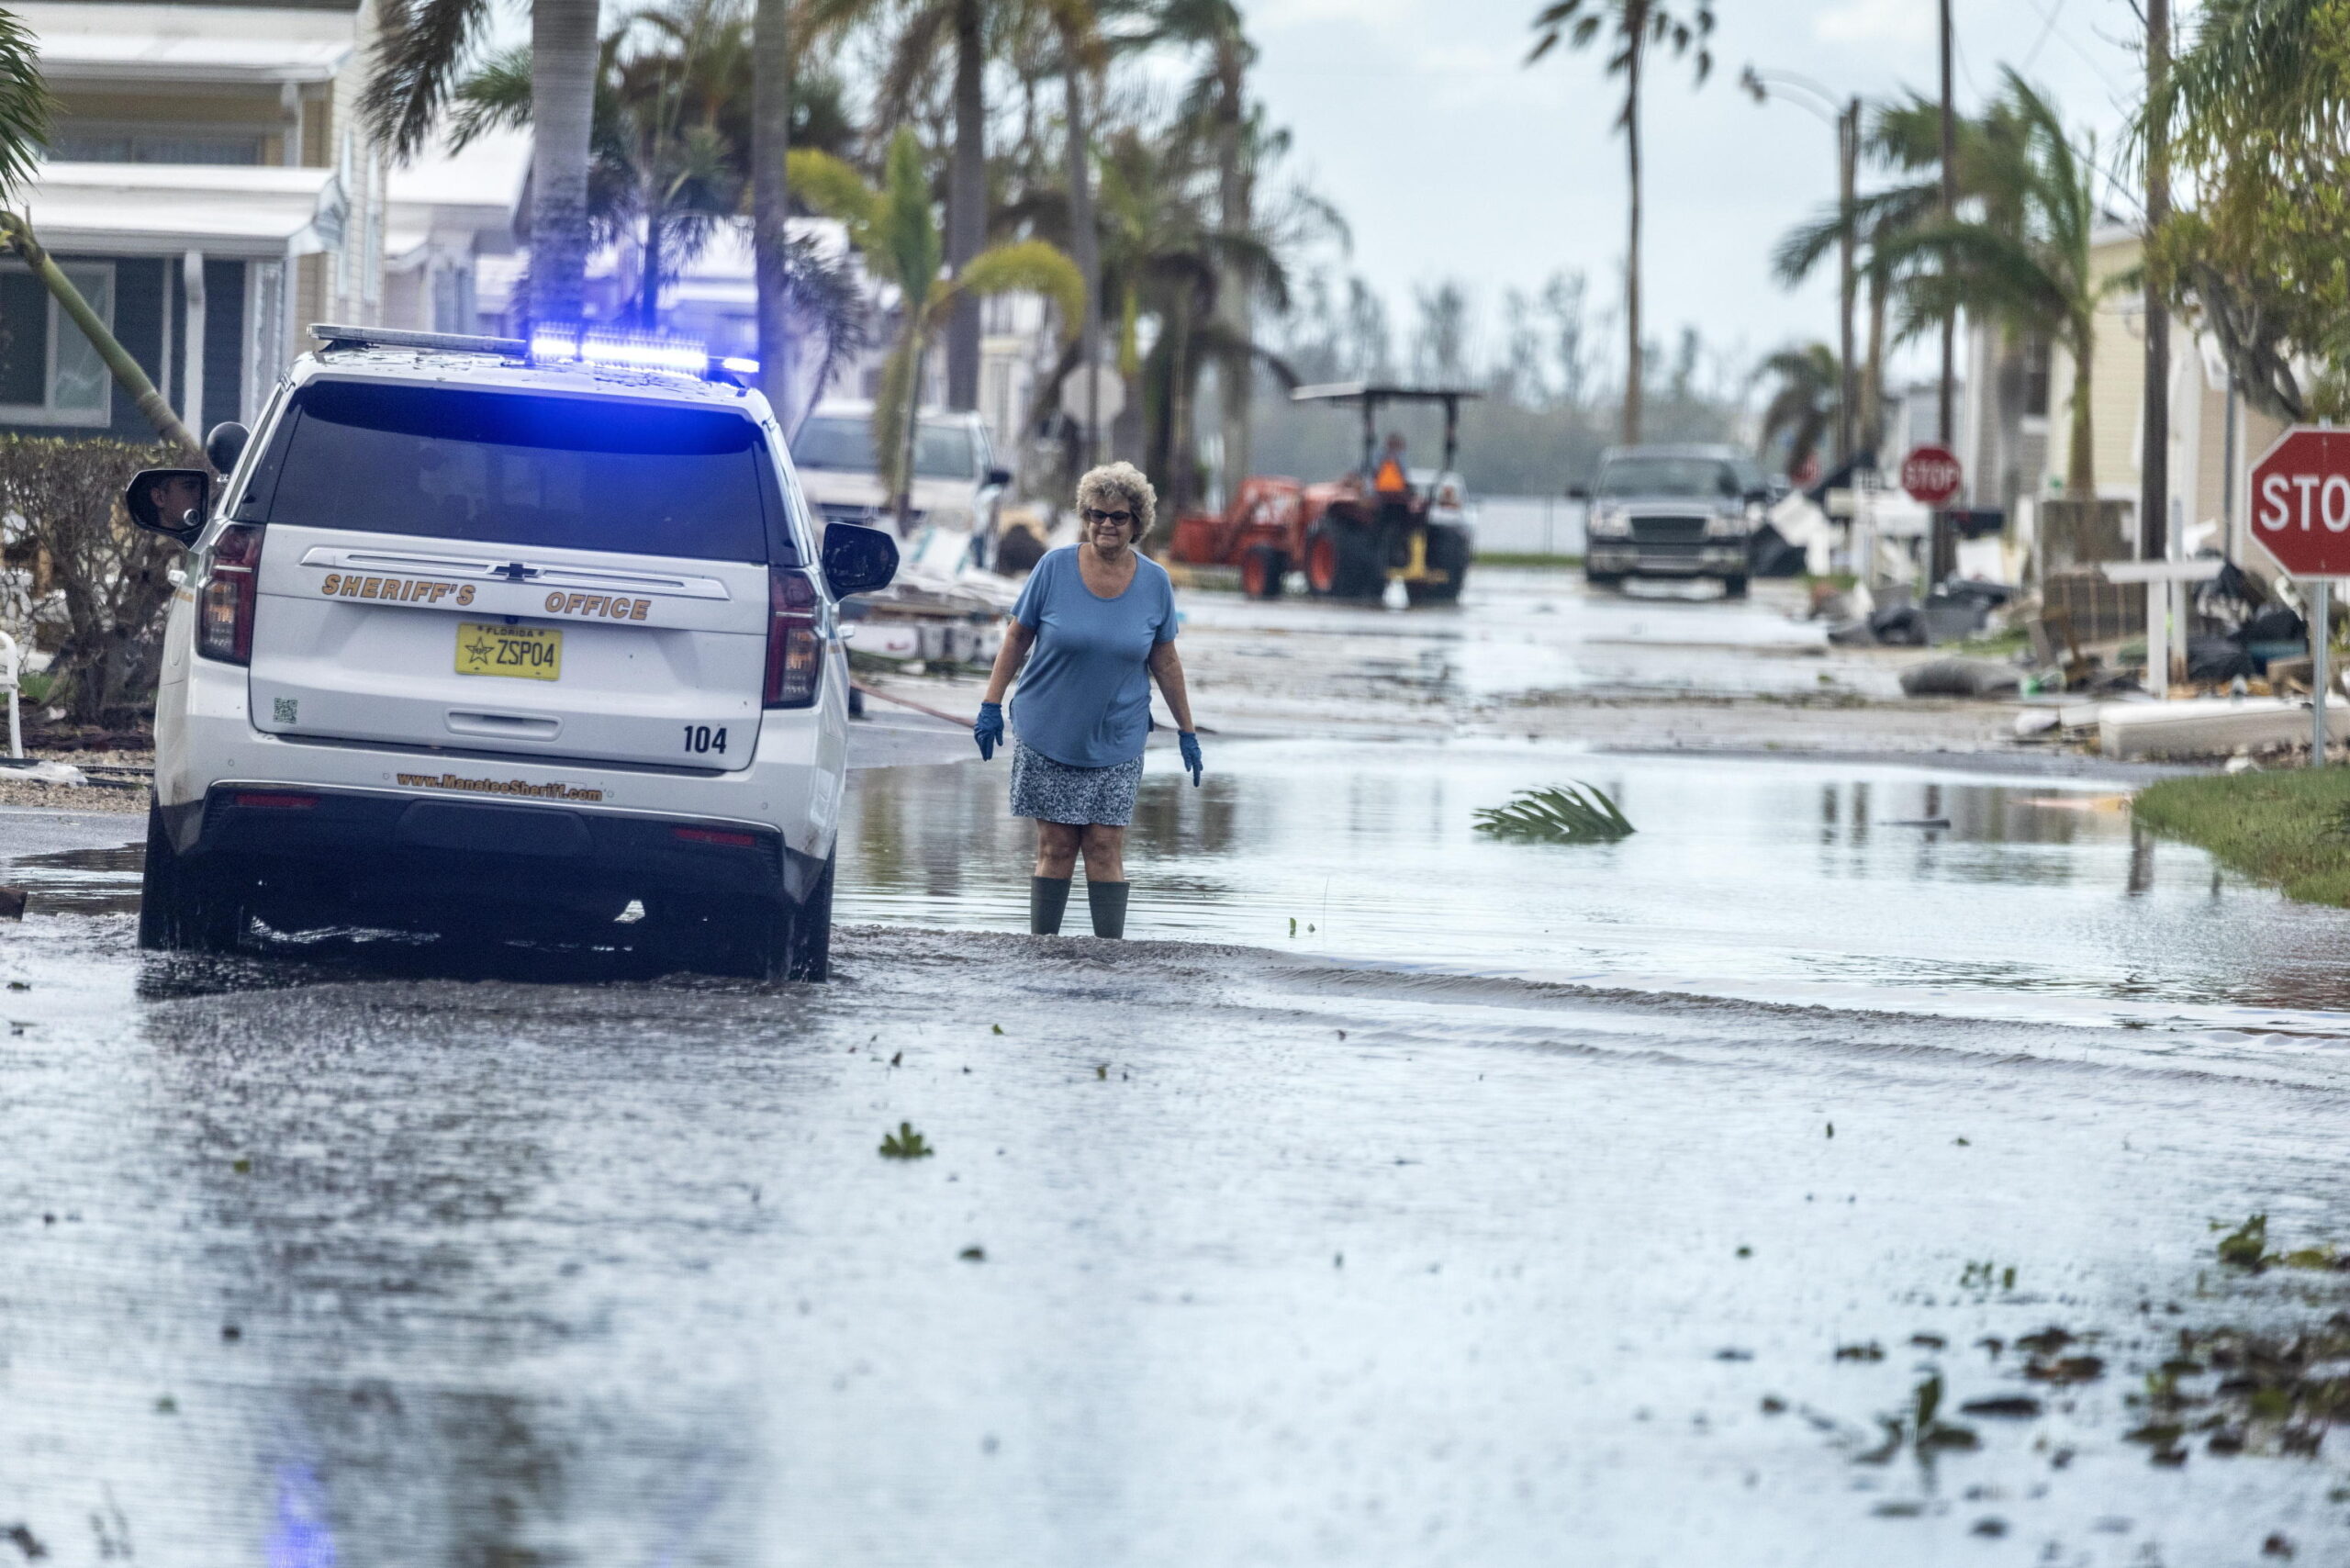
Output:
[529, 325, 713, 376]
[720, 355, 760, 375]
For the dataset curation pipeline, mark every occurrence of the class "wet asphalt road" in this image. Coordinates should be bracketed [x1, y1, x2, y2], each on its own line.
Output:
[7, 741, 2350, 1564]
[6, 573, 2350, 1564]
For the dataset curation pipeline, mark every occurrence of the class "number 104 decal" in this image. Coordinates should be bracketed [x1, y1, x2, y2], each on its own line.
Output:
[683, 725, 727, 755]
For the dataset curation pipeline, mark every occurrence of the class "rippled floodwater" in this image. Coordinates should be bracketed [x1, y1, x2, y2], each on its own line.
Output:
[844, 740, 2350, 1036]
[4, 750, 2350, 1565]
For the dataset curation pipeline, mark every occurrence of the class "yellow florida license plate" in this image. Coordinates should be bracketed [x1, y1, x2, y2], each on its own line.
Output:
[454, 622, 563, 681]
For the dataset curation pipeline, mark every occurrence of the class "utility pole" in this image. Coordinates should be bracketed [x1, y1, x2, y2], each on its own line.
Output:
[2141, 0, 2171, 564]
[1838, 96, 1859, 466]
[1934, 0, 1959, 581]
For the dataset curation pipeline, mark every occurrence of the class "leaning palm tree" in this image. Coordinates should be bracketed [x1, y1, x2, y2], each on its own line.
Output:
[1754, 342, 1839, 479]
[1527, 0, 1714, 444]
[1884, 72, 2104, 501]
[364, 0, 600, 326]
[789, 129, 1084, 524]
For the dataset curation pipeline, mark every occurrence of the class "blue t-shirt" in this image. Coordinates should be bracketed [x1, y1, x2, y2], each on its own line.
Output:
[1008, 546, 1179, 767]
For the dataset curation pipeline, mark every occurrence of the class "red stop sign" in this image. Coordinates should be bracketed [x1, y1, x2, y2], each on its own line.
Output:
[2250, 427, 2350, 577]
[1901, 444, 1964, 509]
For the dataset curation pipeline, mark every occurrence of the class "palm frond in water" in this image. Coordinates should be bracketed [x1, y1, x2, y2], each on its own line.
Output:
[1472, 782, 1635, 844]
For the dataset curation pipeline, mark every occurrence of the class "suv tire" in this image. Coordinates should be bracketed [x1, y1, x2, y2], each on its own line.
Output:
[789, 853, 835, 982]
[1721, 575, 1751, 599]
[138, 802, 247, 954]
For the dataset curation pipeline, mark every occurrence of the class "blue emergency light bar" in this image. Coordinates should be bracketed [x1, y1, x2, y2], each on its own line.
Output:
[528, 325, 713, 375]
[309, 323, 759, 385]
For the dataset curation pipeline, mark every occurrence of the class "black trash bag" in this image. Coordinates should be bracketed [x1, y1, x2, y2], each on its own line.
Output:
[1936, 577, 2014, 610]
[2195, 561, 2264, 631]
[1748, 522, 1807, 577]
[1900, 656, 2023, 698]
[2186, 634, 2258, 683]
[2242, 605, 2308, 644]
[1870, 605, 1928, 646]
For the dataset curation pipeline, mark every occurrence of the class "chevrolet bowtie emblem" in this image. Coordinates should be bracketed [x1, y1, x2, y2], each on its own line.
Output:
[492, 562, 538, 581]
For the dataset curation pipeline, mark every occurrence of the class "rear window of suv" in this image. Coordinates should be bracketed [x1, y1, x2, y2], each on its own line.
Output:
[254, 381, 778, 563]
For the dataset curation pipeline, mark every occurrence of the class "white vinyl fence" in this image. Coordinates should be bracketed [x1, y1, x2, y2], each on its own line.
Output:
[1472, 495, 1587, 557]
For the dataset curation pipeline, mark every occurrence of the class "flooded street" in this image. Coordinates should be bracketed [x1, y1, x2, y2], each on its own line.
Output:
[7, 700, 2350, 1561]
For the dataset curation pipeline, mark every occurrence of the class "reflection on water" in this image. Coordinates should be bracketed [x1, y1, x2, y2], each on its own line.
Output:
[7, 843, 144, 914]
[13, 744, 2344, 1029]
[840, 740, 2350, 1028]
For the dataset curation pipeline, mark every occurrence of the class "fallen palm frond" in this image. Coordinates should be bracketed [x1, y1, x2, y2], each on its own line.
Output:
[1472, 782, 1636, 844]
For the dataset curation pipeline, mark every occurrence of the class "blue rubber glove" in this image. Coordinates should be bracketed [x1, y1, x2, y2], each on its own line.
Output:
[1179, 731, 1203, 787]
[975, 701, 1004, 760]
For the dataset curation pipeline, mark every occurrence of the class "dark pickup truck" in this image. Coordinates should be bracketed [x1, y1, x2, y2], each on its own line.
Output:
[1574, 443, 1773, 598]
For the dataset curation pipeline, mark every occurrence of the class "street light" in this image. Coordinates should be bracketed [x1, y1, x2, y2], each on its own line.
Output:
[1741, 66, 1862, 471]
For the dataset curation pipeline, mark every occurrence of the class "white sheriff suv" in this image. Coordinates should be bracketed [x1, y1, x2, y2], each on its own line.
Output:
[125, 324, 898, 980]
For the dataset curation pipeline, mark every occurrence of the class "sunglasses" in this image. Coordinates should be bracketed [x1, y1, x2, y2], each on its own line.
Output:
[1082, 508, 1135, 525]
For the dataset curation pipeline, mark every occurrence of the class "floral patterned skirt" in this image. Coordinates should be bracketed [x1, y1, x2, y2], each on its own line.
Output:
[1009, 738, 1145, 826]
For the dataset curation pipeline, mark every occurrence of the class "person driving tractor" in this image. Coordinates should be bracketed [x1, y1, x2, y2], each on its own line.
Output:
[1369, 431, 1411, 498]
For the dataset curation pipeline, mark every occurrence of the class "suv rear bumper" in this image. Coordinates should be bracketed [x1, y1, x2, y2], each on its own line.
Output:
[162, 784, 827, 924]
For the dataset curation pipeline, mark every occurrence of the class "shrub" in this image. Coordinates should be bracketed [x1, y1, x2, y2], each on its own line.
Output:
[0, 435, 179, 724]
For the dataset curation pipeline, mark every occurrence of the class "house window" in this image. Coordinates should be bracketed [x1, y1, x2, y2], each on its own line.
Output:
[50, 132, 263, 165]
[2022, 336, 2051, 418]
[0, 263, 113, 426]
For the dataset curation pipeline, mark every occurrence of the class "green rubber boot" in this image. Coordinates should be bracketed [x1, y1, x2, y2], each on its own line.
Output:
[1031, 877, 1071, 935]
[1088, 880, 1129, 939]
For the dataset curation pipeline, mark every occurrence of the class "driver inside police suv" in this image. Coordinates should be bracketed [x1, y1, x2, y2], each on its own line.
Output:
[147, 472, 207, 531]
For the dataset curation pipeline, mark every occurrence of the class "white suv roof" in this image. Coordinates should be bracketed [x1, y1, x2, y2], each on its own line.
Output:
[301, 329, 766, 413]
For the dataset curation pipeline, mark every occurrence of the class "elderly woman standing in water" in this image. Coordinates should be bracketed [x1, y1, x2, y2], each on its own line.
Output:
[973, 462, 1203, 938]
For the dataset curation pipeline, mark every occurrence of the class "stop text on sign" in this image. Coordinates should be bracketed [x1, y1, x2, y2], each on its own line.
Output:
[2248, 427, 2350, 577]
[1900, 444, 1964, 508]
[2257, 470, 2350, 532]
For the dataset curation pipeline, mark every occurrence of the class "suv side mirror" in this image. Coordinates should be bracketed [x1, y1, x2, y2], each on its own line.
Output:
[822, 520, 899, 599]
[983, 465, 1013, 488]
[124, 467, 211, 543]
[206, 420, 251, 476]
[1566, 484, 1591, 501]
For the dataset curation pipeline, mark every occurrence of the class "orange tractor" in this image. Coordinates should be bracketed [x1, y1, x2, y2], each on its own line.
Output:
[1169, 383, 1479, 603]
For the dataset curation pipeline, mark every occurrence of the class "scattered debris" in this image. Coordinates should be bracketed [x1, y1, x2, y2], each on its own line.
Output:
[4, 1522, 45, 1559]
[1835, 1342, 1886, 1362]
[1957, 1395, 2042, 1419]
[1858, 1374, 1979, 1463]
[878, 1123, 933, 1160]
[1472, 782, 1635, 844]
[0, 888, 22, 921]
[958, 1246, 985, 1262]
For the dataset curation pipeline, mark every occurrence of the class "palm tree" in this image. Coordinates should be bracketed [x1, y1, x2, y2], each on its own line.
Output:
[1754, 342, 1839, 479]
[752, 0, 792, 418]
[454, 1, 747, 329]
[365, 0, 600, 327]
[1527, 0, 1714, 444]
[1139, 0, 1258, 488]
[789, 129, 1084, 523]
[1885, 73, 2104, 501]
[1089, 124, 1294, 518]
[803, 0, 1003, 412]
[0, 9, 47, 199]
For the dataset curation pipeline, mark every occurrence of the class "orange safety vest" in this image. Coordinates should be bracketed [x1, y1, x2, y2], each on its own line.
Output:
[1373, 455, 1408, 493]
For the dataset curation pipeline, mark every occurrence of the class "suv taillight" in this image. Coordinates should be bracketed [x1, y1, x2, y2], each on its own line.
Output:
[764, 566, 822, 708]
[198, 522, 265, 665]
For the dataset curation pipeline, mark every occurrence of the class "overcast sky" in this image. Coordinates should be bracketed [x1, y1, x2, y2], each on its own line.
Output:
[1240, 0, 2151, 385]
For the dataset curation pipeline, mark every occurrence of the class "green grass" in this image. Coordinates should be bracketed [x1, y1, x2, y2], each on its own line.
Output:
[2133, 768, 2350, 905]
[1472, 551, 1583, 569]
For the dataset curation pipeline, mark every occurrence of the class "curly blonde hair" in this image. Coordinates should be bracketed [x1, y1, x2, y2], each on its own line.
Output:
[1075, 461, 1156, 539]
